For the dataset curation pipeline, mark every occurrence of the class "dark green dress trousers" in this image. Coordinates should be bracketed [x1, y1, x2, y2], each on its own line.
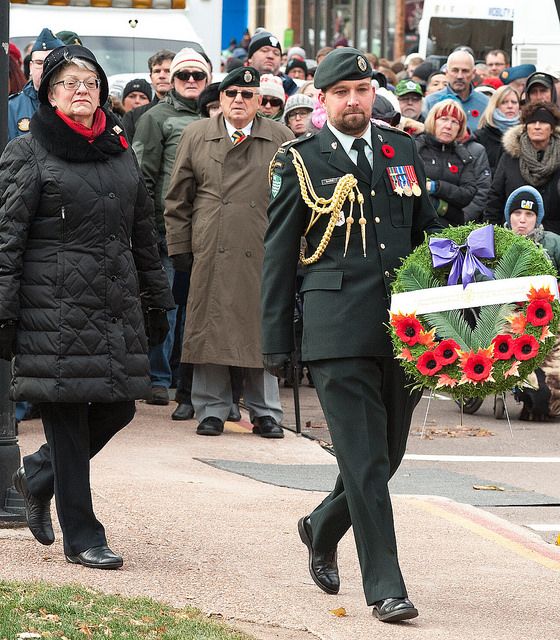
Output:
[307, 356, 420, 604]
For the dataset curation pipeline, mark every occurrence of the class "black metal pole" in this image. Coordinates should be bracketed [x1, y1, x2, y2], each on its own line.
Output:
[0, 7, 25, 523]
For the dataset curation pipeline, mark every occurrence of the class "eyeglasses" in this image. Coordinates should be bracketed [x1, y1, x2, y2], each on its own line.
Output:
[438, 116, 461, 127]
[288, 109, 311, 119]
[52, 77, 101, 91]
[224, 89, 257, 100]
[261, 97, 283, 107]
[175, 70, 207, 82]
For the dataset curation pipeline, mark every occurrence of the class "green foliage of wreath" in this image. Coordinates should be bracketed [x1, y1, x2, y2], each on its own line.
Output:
[389, 224, 560, 399]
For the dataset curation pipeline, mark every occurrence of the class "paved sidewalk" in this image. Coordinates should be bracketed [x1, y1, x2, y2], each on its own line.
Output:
[1, 400, 559, 640]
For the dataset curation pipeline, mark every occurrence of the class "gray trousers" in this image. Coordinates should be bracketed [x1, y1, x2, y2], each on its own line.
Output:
[192, 363, 283, 424]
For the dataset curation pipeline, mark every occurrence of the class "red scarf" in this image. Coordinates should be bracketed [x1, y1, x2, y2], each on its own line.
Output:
[55, 107, 106, 143]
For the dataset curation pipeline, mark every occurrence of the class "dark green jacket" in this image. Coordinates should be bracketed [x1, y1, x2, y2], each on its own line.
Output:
[132, 90, 200, 232]
[262, 123, 442, 360]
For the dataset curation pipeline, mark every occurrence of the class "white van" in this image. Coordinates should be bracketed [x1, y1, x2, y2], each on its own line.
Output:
[418, 0, 560, 71]
[9, 3, 203, 77]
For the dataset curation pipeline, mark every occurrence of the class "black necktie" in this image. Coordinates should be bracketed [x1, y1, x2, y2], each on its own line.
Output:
[351, 137, 372, 181]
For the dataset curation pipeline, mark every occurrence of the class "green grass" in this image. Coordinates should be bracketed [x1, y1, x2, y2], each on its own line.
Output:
[0, 581, 255, 640]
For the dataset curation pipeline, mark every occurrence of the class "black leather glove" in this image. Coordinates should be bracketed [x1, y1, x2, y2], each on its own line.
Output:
[0, 320, 17, 361]
[263, 353, 291, 378]
[170, 252, 193, 273]
[146, 309, 169, 347]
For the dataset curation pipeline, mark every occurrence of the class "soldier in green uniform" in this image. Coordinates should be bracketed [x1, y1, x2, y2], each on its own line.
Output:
[261, 48, 443, 623]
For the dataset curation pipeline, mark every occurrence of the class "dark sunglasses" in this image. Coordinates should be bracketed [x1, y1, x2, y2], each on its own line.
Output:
[175, 70, 207, 82]
[261, 96, 283, 107]
[224, 89, 257, 100]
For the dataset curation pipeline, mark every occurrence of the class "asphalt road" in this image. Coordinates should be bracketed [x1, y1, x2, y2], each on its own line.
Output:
[280, 384, 560, 546]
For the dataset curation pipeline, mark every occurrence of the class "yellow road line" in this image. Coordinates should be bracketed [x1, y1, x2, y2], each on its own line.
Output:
[413, 498, 560, 572]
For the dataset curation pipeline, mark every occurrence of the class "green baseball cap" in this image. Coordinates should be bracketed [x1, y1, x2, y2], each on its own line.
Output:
[314, 47, 372, 90]
[395, 79, 423, 98]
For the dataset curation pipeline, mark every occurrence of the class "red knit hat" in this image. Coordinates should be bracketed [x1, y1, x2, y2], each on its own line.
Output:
[9, 42, 22, 65]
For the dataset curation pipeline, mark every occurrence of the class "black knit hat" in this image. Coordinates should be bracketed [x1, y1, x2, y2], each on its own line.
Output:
[38, 45, 109, 106]
[122, 78, 152, 102]
[197, 82, 221, 117]
[286, 58, 307, 75]
[247, 31, 282, 58]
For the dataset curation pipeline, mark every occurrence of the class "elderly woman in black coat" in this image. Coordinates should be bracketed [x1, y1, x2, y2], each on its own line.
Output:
[0, 45, 173, 569]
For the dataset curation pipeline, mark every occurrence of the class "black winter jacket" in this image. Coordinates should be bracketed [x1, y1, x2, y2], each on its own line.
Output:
[0, 105, 174, 403]
[483, 124, 560, 234]
[414, 133, 478, 227]
[473, 124, 504, 175]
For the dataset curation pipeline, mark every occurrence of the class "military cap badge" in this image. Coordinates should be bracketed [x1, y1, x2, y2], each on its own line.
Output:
[357, 55, 367, 72]
[244, 70, 253, 84]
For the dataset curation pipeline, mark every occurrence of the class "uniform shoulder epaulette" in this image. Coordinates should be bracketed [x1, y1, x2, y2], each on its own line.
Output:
[280, 130, 317, 151]
[8, 91, 23, 101]
[372, 118, 411, 138]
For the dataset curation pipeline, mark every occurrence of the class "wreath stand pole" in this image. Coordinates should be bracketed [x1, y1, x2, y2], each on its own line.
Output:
[420, 389, 434, 439]
[501, 392, 514, 438]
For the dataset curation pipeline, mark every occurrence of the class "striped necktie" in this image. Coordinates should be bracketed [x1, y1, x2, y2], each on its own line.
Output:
[232, 130, 246, 145]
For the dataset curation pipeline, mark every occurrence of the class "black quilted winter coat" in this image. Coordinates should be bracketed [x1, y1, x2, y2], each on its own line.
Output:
[0, 105, 174, 403]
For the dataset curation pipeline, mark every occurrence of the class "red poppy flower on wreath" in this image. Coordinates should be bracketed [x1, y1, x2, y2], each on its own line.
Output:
[448, 164, 459, 174]
[526, 299, 553, 326]
[434, 339, 460, 364]
[513, 334, 539, 361]
[391, 312, 423, 346]
[491, 334, 515, 360]
[528, 285, 555, 303]
[471, 109, 479, 118]
[381, 144, 395, 158]
[459, 347, 494, 383]
[417, 351, 442, 376]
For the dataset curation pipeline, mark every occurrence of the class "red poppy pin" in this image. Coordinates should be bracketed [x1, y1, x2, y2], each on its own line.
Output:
[381, 144, 395, 158]
[471, 109, 479, 118]
[119, 135, 129, 150]
[448, 163, 458, 173]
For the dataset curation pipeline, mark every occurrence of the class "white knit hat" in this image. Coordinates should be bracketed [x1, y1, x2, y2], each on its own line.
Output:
[259, 74, 285, 103]
[169, 47, 211, 81]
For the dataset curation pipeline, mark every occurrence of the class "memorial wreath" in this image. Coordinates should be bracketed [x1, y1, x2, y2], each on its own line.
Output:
[389, 224, 560, 399]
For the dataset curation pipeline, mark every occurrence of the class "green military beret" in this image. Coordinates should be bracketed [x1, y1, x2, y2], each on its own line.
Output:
[218, 66, 260, 92]
[314, 47, 372, 90]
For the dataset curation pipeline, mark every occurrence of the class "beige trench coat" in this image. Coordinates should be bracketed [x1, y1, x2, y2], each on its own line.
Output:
[164, 114, 292, 367]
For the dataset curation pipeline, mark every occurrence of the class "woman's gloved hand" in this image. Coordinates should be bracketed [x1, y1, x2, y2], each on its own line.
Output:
[146, 309, 169, 347]
[0, 320, 17, 361]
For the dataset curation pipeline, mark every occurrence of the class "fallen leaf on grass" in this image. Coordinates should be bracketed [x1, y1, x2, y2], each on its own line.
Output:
[329, 607, 347, 617]
[16, 633, 41, 639]
[473, 485, 505, 491]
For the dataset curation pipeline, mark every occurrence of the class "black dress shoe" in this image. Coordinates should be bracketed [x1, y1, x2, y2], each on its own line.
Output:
[196, 416, 224, 436]
[146, 386, 169, 406]
[12, 466, 54, 546]
[227, 403, 242, 422]
[171, 402, 195, 420]
[372, 598, 418, 623]
[66, 545, 123, 570]
[252, 415, 284, 439]
[297, 516, 339, 594]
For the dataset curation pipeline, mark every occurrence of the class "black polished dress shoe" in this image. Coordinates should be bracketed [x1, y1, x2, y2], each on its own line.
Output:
[227, 403, 242, 422]
[252, 415, 284, 439]
[171, 402, 195, 420]
[12, 466, 54, 546]
[297, 516, 339, 594]
[66, 545, 123, 570]
[372, 598, 418, 623]
[196, 416, 224, 436]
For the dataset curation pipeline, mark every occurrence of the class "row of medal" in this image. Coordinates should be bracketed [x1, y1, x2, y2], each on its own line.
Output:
[386, 165, 422, 197]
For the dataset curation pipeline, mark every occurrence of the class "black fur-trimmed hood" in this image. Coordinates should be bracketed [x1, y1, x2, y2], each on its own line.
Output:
[29, 105, 127, 162]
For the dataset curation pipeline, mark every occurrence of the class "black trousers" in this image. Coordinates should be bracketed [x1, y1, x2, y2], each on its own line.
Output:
[23, 401, 136, 556]
[307, 357, 420, 605]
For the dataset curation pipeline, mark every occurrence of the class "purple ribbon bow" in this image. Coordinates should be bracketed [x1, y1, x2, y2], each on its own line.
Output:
[429, 225, 495, 288]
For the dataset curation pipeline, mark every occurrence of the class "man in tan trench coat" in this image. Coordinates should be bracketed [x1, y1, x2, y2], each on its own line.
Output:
[164, 66, 293, 437]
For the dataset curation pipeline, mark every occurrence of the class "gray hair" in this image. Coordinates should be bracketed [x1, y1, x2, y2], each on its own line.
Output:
[50, 55, 98, 88]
